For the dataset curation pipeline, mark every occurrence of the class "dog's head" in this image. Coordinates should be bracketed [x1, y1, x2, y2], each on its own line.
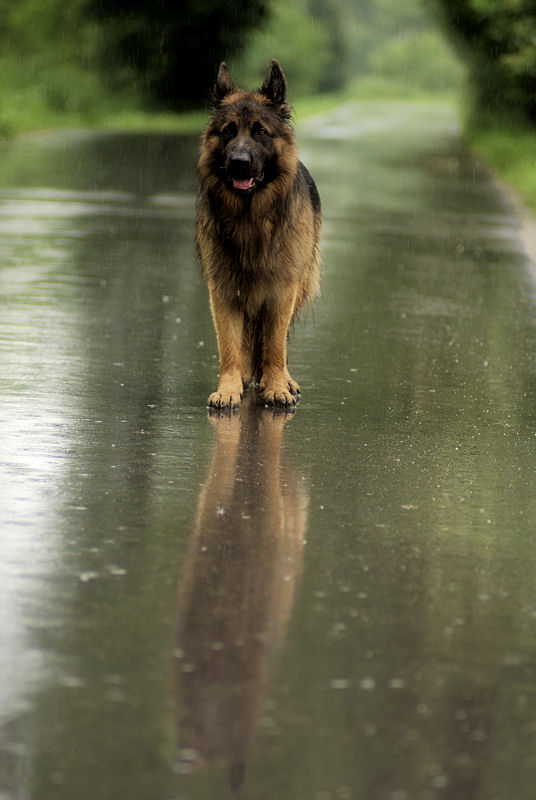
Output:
[200, 60, 297, 196]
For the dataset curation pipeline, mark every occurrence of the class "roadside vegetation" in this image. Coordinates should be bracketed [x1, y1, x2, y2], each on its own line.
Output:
[432, 0, 536, 215]
[0, 0, 535, 215]
[466, 120, 536, 214]
[0, 0, 463, 139]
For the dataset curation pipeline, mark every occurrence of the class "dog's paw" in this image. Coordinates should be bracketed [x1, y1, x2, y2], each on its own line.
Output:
[208, 390, 242, 409]
[286, 377, 301, 397]
[261, 387, 298, 408]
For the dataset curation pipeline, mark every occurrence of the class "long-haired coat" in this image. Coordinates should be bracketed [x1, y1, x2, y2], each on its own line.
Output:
[196, 59, 321, 408]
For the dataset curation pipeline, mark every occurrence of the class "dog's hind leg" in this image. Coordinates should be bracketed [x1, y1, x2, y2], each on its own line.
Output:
[207, 286, 244, 409]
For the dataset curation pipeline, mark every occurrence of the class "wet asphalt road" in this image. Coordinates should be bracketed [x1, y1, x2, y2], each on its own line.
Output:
[2, 101, 536, 799]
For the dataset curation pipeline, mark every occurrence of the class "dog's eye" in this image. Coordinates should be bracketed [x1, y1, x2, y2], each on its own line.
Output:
[221, 123, 237, 141]
[252, 124, 268, 137]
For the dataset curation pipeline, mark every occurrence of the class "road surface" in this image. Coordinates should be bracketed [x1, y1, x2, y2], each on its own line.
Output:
[2, 101, 536, 799]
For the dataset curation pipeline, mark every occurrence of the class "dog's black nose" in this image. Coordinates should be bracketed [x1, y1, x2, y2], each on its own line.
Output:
[228, 145, 253, 176]
[229, 156, 251, 176]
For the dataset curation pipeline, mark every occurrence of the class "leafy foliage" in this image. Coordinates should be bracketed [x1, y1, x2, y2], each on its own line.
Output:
[87, 0, 269, 109]
[432, 0, 536, 121]
[0, 0, 463, 133]
[230, 0, 464, 97]
[227, 0, 332, 96]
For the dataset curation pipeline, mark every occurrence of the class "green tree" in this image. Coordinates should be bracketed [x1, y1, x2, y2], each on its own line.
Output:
[0, 0, 105, 123]
[432, 0, 536, 121]
[228, 0, 333, 96]
[87, 0, 269, 109]
[230, 0, 463, 98]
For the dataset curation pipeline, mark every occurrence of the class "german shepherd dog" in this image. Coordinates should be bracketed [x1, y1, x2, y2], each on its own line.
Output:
[196, 59, 321, 408]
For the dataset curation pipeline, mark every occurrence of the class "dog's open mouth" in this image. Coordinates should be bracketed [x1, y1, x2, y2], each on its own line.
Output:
[233, 177, 254, 191]
[230, 172, 264, 192]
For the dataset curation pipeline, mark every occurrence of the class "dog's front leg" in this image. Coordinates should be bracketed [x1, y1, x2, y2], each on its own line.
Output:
[208, 287, 244, 409]
[259, 288, 300, 407]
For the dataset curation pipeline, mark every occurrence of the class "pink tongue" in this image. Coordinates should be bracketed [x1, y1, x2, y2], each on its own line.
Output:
[233, 178, 253, 190]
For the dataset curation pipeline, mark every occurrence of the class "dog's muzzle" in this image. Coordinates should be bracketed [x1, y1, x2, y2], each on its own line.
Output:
[227, 150, 263, 192]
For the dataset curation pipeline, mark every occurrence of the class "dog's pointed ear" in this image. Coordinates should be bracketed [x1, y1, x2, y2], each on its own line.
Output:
[260, 59, 287, 105]
[212, 62, 237, 104]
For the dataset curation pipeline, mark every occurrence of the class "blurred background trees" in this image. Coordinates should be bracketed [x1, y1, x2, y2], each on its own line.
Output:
[0, 0, 535, 131]
[87, 0, 268, 108]
[228, 0, 463, 97]
[432, 0, 536, 123]
[0, 0, 462, 131]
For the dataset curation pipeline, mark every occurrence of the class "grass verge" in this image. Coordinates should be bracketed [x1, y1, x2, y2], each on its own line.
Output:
[1, 72, 460, 140]
[466, 118, 536, 215]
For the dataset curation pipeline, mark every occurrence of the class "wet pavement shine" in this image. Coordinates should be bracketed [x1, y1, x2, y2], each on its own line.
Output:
[2, 102, 536, 799]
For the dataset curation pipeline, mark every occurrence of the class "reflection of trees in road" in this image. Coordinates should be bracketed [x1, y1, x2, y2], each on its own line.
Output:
[293, 113, 536, 797]
[0, 130, 216, 800]
[3, 103, 536, 800]
[174, 398, 308, 792]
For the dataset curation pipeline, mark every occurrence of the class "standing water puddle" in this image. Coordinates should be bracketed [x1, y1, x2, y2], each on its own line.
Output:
[2, 105, 536, 798]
